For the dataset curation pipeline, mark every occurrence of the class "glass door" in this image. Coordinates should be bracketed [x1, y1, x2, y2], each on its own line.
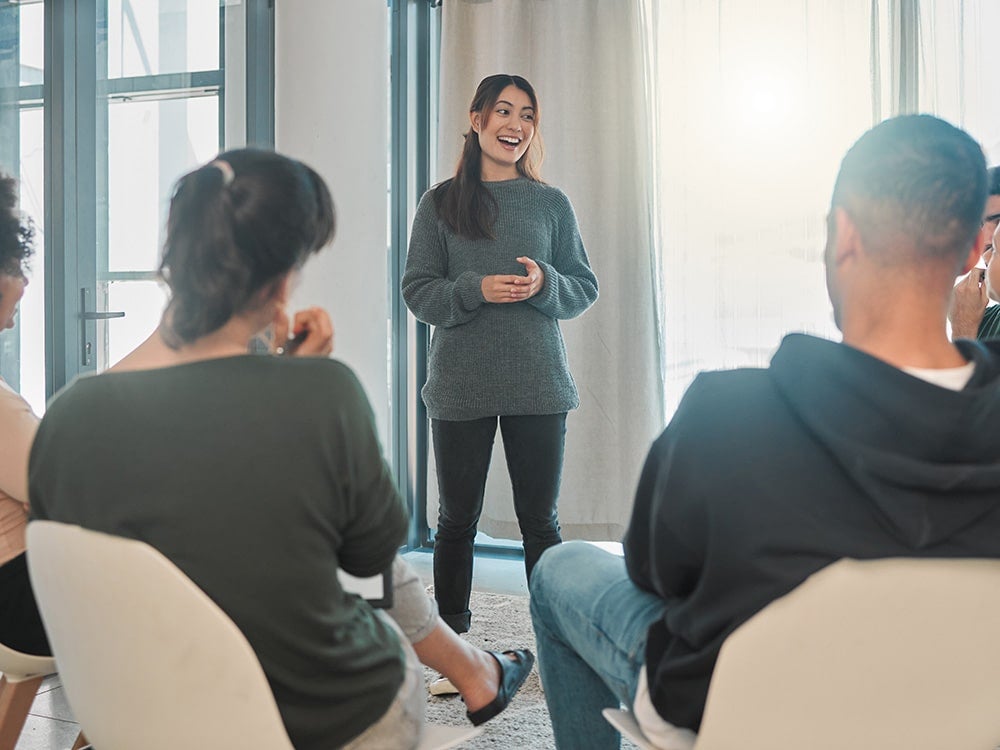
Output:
[2, 0, 268, 409]
[91, 0, 236, 371]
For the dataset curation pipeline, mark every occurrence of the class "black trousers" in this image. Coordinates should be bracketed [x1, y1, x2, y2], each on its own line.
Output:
[431, 413, 566, 633]
[0, 552, 52, 656]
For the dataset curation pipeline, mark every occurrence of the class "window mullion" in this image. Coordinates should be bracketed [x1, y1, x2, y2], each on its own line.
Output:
[45, 0, 99, 395]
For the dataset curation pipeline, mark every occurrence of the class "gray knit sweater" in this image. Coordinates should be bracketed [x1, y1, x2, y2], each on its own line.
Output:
[402, 178, 599, 421]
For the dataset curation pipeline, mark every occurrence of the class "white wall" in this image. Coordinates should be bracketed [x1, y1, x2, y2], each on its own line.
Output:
[275, 1, 391, 442]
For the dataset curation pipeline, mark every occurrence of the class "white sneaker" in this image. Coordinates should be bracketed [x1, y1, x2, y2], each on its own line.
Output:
[429, 676, 459, 696]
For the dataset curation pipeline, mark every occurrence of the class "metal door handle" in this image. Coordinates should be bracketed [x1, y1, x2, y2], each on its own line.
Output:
[80, 288, 126, 366]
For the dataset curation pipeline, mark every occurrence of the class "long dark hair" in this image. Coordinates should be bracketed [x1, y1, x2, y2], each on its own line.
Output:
[433, 74, 544, 240]
[0, 174, 34, 278]
[159, 148, 335, 347]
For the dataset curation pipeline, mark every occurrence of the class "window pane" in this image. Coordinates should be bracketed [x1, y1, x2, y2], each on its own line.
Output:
[18, 106, 45, 415]
[99, 280, 169, 369]
[106, 0, 220, 79]
[19, 2, 43, 85]
[0, 1, 44, 414]
[106, 95, 219, 273]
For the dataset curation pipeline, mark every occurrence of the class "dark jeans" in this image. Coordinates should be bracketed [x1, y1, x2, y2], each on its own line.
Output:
[432, 413, 566, 633]
[0, 552, 52, 656]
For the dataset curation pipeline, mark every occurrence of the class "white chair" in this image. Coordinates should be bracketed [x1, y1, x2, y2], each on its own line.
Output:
[605, 557, 1000, 750]
[602, 707, 663, 750]
[0, 642, 53, 750]
[0, 643, 56, 750]
[27, 521, 480, 750]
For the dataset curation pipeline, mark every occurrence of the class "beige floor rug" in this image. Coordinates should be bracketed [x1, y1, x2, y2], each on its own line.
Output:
[422, 588, 638, 750]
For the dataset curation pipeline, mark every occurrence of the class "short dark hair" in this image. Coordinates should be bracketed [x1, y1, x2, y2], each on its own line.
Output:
[988, 165, 1000, 198]
[159, 148, 336, 346]
[0, 174, 34, 278]
[831, 114, 987, 265]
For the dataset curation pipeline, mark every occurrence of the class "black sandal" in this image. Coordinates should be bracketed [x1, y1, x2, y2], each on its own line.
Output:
[466, 648, 535, 726]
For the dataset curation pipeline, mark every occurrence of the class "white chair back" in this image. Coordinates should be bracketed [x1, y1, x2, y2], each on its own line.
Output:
[694, 557, 1000, 750]
[0, 642, 53, 684]
[27, 520, 298, 749]
[27, 521, 480, 750]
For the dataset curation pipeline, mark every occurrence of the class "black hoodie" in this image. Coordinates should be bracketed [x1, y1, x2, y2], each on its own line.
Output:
[624, 333, 1000, 730]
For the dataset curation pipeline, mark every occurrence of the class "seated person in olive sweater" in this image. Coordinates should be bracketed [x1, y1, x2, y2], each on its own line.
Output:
[29, 149, 532, 750]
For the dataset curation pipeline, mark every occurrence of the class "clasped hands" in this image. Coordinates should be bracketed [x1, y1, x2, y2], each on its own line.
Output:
[481, 256, 545, 304]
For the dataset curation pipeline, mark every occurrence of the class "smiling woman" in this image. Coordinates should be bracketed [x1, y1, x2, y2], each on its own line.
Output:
[402, 74, 599, 635]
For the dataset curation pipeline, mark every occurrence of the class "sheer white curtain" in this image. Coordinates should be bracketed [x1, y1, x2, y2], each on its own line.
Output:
[650, 0, 999, 417]
[916, 0, 1000, 161]
[648, 0, 881, 415]
[430, 0, 997, 544]
[432, 0, 662, 541]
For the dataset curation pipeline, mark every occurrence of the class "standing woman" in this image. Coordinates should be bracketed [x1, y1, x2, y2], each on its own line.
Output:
[402, 74, 598, 634]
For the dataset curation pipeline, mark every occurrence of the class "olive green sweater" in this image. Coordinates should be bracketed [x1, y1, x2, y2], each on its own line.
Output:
[402, 178, 599, 420]
[29, 356, 407, 750]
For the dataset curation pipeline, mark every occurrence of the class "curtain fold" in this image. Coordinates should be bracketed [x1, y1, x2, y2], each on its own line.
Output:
[916, 0, 1000, 161]
[432, 0, 663, 542]
[650, 0, 877, 415]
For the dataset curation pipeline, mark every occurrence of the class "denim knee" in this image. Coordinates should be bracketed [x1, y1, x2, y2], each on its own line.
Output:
[530, 540, 593, 600]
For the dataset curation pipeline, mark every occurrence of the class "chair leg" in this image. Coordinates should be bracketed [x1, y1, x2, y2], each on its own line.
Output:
[0, 675, 43, 750]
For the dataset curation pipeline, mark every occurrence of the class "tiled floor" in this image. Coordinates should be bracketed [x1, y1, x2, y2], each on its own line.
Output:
[9, 550, 530, 749]
[13, 674, 80, 750]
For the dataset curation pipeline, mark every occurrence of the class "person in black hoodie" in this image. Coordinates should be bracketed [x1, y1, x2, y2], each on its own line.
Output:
[529, 114, 1000, 750]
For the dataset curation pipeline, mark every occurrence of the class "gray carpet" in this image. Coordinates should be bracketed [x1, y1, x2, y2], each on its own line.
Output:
[422, 589, 638, 750]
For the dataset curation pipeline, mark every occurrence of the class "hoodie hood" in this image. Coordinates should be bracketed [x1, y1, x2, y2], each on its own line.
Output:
[769, 334, 1000, 549]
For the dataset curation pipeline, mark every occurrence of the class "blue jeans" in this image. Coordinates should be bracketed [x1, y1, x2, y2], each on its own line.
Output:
[530, 541, 666, 750]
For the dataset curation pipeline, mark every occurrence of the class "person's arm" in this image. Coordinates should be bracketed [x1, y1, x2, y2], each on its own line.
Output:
[401, 193, 486, 329]
[623, 379, 708, 599]
[331, 366, 409, 578]
[0, 382, 39, 505]
[525, 192, 599, 320]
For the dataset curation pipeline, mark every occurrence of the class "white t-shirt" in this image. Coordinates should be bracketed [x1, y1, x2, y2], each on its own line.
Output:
[633, 665, 697, 748]
[903, 361, 975, 391]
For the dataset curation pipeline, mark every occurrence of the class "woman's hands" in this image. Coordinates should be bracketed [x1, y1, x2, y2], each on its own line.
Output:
[480, 257, 545, 304]
[272, 306, 334, 357]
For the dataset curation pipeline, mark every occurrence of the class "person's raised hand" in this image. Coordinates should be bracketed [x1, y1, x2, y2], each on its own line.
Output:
[272, 306, 334, 356]
[949, 268, 988, 340]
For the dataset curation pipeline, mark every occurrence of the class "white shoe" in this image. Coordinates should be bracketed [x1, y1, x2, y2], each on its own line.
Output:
[429, 676, 460, 696]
